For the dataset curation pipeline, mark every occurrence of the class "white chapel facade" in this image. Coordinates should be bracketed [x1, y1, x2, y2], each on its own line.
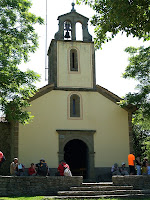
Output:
[18, 4, 135, 181]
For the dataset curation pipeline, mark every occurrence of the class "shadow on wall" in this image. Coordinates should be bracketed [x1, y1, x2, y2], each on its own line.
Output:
[0, 122, 12, 175]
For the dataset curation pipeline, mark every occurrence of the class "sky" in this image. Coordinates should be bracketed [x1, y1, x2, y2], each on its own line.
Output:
[20, 0, 147, 98]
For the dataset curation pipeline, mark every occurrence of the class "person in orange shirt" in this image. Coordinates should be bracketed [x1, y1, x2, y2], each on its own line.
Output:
[128, 153, 136, 175]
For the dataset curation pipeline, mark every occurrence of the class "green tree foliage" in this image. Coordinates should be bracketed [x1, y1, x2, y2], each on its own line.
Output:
[77, 0, 150, 48]
[0, 0, 44, 124]
[132, 125, 149, 158]
[120, 46, 150, 127]
[77, 0, 150, 155]
[121, 46, 150, 157]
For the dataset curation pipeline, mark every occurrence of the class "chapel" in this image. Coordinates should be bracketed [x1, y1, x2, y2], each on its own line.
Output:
[17, 3, 135, 181]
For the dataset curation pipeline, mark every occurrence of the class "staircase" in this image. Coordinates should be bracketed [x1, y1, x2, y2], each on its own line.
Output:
[45, 182, 150, 199]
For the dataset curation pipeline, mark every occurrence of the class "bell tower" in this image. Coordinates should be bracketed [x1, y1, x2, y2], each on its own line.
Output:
[48, 3, 96, 90]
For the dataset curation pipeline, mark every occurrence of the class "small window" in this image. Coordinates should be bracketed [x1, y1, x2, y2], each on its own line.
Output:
[70, 49, 78, 71]
[70, 94, 80, 117]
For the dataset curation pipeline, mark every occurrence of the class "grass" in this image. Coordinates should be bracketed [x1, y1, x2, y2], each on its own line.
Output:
[1, 198, 150, 200]
[0, 197, 44, 200]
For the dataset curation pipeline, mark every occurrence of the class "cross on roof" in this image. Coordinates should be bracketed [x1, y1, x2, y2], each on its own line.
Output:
[71, 2, 76, 12]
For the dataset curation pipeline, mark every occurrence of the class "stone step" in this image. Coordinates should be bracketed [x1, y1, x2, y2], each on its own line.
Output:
[44, 194, 150, 199]
[82, 182, 113, 187]
[57, 189, 150, 196]
[70, 185, 133, 191]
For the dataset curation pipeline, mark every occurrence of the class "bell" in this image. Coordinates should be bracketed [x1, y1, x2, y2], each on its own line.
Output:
[64, 31, 70, 38]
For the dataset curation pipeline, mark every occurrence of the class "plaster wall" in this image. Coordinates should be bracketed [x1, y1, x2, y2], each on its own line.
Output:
[57, 41, 94, 88]
[19, 90, 129, 169]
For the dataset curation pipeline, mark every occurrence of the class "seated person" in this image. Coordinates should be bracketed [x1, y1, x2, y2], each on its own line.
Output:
[0, 151, 3, 163]
[36, 159, 49, 176]
[28, 163, 37, 176]
[57, 160, 70, 176]
[10, 158, 18, 176]
[111, 163, 121, 176]
[142, 158, 148, 175]
[120, 162, 129, 175]
[64, 163, 72, 177]
[0, 151, 5, 168]
[16, 163, 25, 176]
[147, 163, 150, 175]
[57, 160, 65, 176]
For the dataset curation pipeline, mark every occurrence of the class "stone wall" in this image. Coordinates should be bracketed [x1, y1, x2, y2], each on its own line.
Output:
[0, 176, 83, 196]
[0, 120, 18, 176]
[95, 167, 112, 182]
[112, 175, 150, 189]
[0, 121, 11, 175]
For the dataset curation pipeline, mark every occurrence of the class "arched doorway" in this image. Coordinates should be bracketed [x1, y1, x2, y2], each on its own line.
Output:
[57, 129, 96, 180]
[64, 139, 88, 178]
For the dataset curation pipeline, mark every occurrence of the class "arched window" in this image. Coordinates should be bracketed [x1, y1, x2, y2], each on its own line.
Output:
[70, 49, 78, 71]
[70, 94, 80, 117]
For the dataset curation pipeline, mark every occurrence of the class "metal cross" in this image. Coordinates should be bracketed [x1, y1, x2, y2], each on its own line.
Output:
[71, 2, 76, 12]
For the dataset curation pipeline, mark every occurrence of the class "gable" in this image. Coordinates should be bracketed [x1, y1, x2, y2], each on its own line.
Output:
[57, 11, 89, 22]
[29, 84, 136, 113]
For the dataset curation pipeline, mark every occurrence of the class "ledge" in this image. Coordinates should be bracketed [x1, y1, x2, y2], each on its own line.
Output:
[112, 175, 150, 189]
[0, 176, 83, 197]
[56, 129, 96, 133]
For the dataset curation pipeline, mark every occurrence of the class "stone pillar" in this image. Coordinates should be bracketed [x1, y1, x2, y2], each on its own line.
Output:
[88, 152, 95, 180]
[58, 152, 64, 163]
[59, 21, 64, 40]
[82, 22, 92, 42]
[10, 121, 19, 161]
[128, 112, 134, 153]
[72, 22, 76, 41]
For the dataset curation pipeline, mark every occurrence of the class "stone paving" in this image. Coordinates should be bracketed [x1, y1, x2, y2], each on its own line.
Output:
[44, 182, 150, 199]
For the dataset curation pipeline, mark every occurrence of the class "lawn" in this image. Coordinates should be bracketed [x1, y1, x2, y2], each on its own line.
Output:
[1, 198, 150, 200]
[0, 197, 44, 200]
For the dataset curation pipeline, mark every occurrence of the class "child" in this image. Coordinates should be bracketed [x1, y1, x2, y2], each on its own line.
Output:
[28, 163, 37, 176]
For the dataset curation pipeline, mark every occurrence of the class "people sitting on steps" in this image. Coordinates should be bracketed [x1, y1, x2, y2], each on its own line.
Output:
[120, 162, 129, 175]
[111, 163, 121, 176]
[10, 158, 25, 176]
[36, 159, 49, 176]
[7, 155, 149, 177]
[28, 163, 37, 176]
[57, 160, 72, 176]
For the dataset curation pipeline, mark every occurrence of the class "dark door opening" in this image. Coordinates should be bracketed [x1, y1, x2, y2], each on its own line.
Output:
[64, 139, 88, 178]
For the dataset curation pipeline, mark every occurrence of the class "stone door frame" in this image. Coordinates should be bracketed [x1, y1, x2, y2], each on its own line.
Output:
[56, 129, 96, 180]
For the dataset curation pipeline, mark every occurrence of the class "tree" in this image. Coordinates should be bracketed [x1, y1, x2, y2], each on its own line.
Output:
[120, 46, 150, 126]
[77, 0, 150, 156]
[77, 0, 150, 48]
[132, 124, 150, 159]
[120, 46, 150, 158]
[77, 0, 150, 120]
[0, 0, 44, 124]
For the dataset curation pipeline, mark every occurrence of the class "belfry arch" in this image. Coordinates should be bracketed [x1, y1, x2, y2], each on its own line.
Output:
[54, 3, 92, 42]
[56, 129, 96, 180]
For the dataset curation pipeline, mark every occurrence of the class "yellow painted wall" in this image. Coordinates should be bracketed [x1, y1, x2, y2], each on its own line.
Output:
[57, 41, 94, 88]
[19, 90, 130, 169]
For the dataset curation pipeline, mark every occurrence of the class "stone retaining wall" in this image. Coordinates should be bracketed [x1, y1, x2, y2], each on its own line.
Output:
[95, 167, 112, 182]
[0, 176, 83, 196]
[112, 175, 150, 189]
